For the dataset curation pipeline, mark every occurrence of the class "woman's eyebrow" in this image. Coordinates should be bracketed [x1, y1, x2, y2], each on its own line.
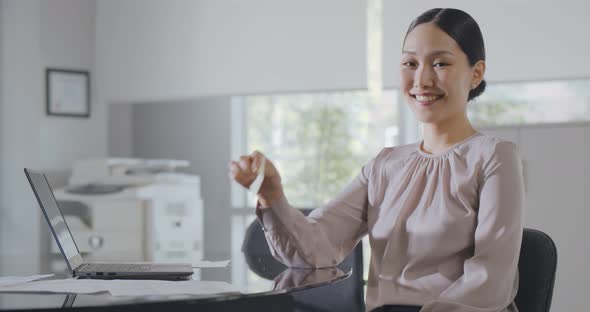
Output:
[402, 50, 454, 56]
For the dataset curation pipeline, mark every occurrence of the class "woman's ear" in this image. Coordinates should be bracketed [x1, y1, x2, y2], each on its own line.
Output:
[471, 60, 486, 89]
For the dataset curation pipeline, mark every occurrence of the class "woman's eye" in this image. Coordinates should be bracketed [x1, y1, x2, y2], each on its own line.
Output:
[433, 62, 449, 68]
[402, 61, 416, 67]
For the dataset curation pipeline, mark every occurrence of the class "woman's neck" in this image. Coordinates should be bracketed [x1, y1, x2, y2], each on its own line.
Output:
[421, 114, 476, 155]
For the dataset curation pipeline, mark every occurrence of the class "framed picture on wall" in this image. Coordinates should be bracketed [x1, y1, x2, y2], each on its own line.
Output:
[46, 68, 90, 117]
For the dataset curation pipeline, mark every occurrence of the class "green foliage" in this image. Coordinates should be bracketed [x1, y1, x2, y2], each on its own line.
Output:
[247, 91, 396, 208]
[468, 98, 529, 126]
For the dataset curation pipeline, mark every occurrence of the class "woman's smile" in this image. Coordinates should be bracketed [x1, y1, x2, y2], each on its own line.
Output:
[410, 92, 445, 107]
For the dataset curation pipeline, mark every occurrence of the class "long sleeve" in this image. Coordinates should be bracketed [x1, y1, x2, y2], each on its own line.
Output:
[255, 157, 374, 268]
[420, 141, 525, 312]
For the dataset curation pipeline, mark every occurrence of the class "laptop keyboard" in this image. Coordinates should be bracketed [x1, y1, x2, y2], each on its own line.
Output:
[79, 263, 152, 272]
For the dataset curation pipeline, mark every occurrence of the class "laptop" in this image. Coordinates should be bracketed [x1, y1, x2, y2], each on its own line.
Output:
[24, 168, 194, 280]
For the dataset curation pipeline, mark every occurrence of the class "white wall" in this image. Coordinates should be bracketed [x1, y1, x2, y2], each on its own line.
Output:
[0, 0, 106, 275]
[1, 0, 44, 276]
[383, 1, 590, 87]
[39, 0, 106, 170]
[483, 123, 590, 312]
[96, 0, 367, 103]
[0, 0, 4, 273]
[107, 103, 134, 158]
[95, 0, 590, 100]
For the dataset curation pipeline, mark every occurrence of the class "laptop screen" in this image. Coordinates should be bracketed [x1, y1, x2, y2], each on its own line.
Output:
[25, 169, 83, 274]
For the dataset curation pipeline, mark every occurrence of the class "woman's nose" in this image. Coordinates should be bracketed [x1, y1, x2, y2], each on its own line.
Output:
[413, 65, 435, 88]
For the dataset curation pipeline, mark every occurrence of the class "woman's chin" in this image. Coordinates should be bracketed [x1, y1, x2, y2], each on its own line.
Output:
[413, 112, 439, 124]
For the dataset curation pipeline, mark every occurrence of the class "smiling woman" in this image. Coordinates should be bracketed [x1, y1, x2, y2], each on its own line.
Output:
[231, 8, 525, 312]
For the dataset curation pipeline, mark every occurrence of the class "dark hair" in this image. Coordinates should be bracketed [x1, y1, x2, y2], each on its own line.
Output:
[404, 8, 486, 101]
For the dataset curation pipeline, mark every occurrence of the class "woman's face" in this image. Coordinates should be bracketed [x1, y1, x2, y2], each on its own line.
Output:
[400, 23, 484, 124]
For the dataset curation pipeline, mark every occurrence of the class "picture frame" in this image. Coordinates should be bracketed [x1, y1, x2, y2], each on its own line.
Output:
[46, 68, 90, 117]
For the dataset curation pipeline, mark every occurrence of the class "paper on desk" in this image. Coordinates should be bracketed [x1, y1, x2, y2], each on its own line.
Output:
[0, 279, 108, 295]
[0, 274, 54, 287]
[192, 260, 230, 268]
[0, 278, 241, 296]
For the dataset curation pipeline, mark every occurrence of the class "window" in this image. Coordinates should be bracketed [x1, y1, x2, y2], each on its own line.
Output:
[469, 79, 590, 126]
[246, 91, 398, 207]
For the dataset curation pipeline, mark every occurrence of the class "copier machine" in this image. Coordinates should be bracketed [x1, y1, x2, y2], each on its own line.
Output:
[51, 158, 203, 271]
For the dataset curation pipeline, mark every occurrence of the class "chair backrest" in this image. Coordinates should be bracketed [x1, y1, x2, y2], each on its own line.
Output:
[241, 209, 365, 312]
[515, 228, 558, 312]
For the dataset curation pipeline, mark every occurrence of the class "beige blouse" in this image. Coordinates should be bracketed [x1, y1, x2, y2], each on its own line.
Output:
[257, 132, 525, 312]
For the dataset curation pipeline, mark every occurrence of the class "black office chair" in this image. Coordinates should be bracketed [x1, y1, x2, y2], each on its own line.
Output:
[241, 209, 365, 312]
[514, 228, 558, 312]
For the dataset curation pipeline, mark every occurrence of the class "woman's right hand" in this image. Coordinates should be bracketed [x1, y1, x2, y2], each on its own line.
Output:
[228, 150, 285, 208]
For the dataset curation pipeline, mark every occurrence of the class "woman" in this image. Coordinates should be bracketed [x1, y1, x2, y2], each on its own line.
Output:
[229, 8, 524, 312]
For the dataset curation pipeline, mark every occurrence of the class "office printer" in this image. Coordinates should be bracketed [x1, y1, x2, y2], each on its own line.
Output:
[51, 158, 203, 271]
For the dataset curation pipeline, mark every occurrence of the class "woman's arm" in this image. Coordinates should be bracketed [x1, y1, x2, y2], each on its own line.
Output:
[421, 141, 525, 312]
[257, 162, 371, 268]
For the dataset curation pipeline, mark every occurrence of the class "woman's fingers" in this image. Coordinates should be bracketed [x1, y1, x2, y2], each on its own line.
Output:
[228, 161, 241, 180]
[228, 160, 252, 186]
[228, 160, 239, 176]
[238, 155, 252, 174]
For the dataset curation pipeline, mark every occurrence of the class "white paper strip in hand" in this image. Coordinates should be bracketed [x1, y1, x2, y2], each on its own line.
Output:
[247, 157, 265, 195]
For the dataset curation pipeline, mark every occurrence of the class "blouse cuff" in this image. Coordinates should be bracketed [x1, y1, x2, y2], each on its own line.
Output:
[255, 196, 291, 232]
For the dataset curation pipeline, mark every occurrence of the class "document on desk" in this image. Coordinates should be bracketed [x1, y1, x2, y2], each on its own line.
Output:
[0, 279, 241, 296]
[0, 274, 54, 287]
